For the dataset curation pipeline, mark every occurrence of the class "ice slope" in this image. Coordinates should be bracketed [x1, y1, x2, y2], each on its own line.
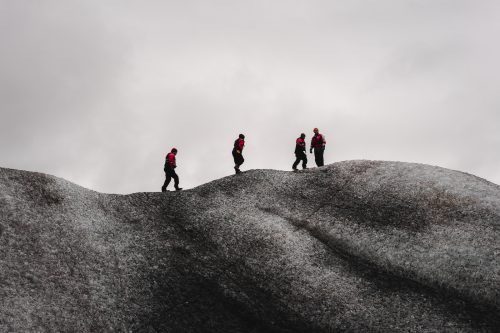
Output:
[0, 160, 499, 332]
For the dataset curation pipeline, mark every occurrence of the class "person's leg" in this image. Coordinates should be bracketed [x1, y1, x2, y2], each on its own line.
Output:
[314, 149, 321, 166]
[318, 148, 324, 166]
[232, 150, 240, 173]
[172, 170, 181, 190]
[232, 150, 237, 165]
[292, 154, 301, 170]
[302, 153, 308, 169]
[236, 154, 244, 173]
[161, 171, 171, 192]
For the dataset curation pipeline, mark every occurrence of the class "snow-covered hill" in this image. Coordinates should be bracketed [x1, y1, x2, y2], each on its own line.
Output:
[1, 160, 499, 332]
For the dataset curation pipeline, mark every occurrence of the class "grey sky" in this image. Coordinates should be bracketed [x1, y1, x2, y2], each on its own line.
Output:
[1, 0, 499, 193]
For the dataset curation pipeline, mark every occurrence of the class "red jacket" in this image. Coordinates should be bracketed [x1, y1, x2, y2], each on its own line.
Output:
[295, 137, 306, 153]
[234, 138, 245, 152]
[311, 134, 326, 149]
[165, 152, 176, 169]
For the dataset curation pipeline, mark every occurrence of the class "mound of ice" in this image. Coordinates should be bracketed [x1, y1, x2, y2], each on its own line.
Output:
[0, 160, 498, 332]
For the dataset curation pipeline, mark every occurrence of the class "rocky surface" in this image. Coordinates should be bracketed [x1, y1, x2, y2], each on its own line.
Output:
[0, 160, 499, 332]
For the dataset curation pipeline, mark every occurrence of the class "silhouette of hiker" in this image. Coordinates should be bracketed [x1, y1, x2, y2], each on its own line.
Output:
[310, 128, 326, 167]
[292, 133, 307, 171]
[161, 148, 182, 192]
[232, 134, 245, 174]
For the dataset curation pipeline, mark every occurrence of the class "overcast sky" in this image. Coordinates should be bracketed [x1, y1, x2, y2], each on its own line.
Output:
[1, 0, 499, 193]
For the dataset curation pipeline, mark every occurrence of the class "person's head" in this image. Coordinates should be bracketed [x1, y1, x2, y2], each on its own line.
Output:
[239, 133, 245, 139]
[171, 148, 178, 154]
[313, 128, 319, 134]
[300, 133, 306, 139]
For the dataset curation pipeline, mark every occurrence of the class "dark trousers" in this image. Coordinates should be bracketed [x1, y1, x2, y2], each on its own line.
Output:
[162, 168, 179, 191]
[232, 149, 244, 167]
[293, 151, 307, 169]
[314, 147, 324, 167]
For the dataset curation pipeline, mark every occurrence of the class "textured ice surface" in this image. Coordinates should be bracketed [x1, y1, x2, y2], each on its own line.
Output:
[0, 160, 499, 332]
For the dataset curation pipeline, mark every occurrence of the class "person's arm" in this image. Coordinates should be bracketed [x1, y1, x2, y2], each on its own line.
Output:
[296, 138, 303, 148]
[169, 154, 177, 168]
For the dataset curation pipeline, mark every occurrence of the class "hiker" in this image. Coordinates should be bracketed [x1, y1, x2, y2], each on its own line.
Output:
[232, 134, 245, 174]
[310, 128, 326, 167]
[161, 148, 182, 192]
[292, 133, 307, 171]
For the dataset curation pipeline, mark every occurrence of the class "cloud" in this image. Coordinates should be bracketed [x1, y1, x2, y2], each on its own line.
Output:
[1, 0, 499, 193]
[0, 1, 130, 183]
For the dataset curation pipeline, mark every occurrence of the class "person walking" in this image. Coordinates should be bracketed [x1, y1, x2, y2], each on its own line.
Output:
[232, 134, 245, 174]
[161, 148, 182, 192]
[292, 133, 307, 171]
[310, 128, 326, 167]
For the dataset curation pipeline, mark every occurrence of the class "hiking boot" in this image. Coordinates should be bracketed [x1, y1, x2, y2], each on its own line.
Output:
[292, 168, 298, 172]
[161, 187, 166, 192]
[175, 187, 183, 191]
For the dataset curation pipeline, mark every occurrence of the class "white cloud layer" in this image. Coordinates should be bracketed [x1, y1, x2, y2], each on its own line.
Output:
[1, 0, 499, 193]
